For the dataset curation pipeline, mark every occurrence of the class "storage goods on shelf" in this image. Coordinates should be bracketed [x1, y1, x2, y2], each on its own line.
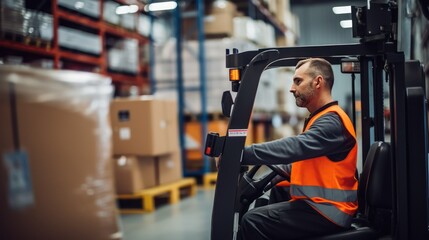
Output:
[0, 0, 150, 89]
[58, 0, 101, 19]
[154, 38, 280, 114]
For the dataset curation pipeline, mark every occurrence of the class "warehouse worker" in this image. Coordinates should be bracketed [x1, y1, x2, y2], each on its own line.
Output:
[238, 58, 358, 239]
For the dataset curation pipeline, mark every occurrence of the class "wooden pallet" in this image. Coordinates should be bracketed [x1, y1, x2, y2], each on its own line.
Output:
[0, 32, 51, 50]
[203, 172, 218, 188]
[23, 37, 51, 50]
[117, 177, 197, 213]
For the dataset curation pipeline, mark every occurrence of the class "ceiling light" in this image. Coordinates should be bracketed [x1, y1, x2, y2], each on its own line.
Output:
[116, 5, 139, 15]
[144, 1, 177, 12]
[332, 6, 351, 14]
[340, 20, 353, 28]
[128, 5, 139, 13]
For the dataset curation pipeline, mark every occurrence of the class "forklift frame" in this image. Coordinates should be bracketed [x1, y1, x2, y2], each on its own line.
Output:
[210, 40, 429, 240]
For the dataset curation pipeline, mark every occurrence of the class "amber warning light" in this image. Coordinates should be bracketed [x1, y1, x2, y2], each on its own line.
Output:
[229, 69, 240, 81]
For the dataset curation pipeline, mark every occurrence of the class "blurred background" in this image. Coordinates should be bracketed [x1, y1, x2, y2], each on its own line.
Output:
[0, 0, 428, 239]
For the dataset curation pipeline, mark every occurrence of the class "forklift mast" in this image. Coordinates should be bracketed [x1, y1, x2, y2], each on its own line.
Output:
[205, 1, 429, 240]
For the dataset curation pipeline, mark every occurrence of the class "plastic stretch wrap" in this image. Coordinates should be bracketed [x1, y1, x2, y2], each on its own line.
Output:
[0, 65, 112, 117]
[0, 65, 122, 240]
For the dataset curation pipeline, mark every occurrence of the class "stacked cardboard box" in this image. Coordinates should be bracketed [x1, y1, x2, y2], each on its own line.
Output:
[110, 97, 182, 194]
[182, 0, 240, 40]
[205, 0, 237, 37]
[0, 66, 121, 239]
[113, 155, 157, 194]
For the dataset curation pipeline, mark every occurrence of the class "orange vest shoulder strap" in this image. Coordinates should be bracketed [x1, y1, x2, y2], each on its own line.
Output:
[304, 105, 356, 137]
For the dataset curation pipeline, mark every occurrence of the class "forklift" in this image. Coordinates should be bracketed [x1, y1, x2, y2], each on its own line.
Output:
[204, 1, 429, 239]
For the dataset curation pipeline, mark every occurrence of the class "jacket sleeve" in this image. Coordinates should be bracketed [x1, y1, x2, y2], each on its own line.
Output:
[241, 112, 355, 165]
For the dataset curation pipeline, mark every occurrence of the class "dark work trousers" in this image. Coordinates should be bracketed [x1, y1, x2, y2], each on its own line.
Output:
[239, 187, 346, 240]
[239, 200, 346, 240]
[269, 186, 292, 204]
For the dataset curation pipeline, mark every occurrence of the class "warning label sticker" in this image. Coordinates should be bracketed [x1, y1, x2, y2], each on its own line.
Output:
[228, 129, 247, 137]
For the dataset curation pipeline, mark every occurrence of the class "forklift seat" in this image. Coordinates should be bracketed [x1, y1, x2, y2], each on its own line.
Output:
[310, 141, 392, 240]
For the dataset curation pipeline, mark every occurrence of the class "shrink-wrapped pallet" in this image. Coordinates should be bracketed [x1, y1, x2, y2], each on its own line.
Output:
[0, 66, 122, 240]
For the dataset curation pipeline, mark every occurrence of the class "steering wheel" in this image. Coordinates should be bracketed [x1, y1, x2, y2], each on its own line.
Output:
[237, 164, 290, 222]
[238, 164, 289, 206]
[266, 165, 290, 181]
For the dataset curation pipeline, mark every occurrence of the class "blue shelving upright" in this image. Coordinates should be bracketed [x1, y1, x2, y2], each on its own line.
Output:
[174, 0, 209, 178]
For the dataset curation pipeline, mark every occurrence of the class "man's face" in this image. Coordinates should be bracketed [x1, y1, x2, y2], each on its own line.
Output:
[290, 62, 316, 108]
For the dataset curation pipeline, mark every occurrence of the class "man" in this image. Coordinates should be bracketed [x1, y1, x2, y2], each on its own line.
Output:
[237, 58, 358, 239]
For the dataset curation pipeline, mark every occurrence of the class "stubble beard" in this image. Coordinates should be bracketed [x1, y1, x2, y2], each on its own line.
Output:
[294, 83, 315, 108]
[294, 94, 305, 107]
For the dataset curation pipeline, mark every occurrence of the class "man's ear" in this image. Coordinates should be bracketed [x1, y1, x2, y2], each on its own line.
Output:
[315, 76, 323, 88]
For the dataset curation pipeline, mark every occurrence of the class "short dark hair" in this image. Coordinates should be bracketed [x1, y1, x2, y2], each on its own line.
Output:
[295, 58, 334, 90]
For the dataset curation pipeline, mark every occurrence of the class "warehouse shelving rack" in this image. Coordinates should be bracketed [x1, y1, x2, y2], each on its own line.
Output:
[0, 0, 150, 93]
[172, 0, 209, 178]
[247, 0, 287, 33]
[170, 0, 293, 179]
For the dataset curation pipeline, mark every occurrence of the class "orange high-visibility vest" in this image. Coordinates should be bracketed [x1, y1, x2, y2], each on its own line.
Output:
[290, 105, 358, 227]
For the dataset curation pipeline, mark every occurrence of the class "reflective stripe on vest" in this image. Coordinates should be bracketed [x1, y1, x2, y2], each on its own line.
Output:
[291, 185, 357, 202]
[290, 104, 358, 227]
[305, 200, 355, 227]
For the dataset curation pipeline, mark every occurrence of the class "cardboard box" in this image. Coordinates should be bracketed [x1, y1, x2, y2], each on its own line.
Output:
[113, 156, 156, 194]
[157, 151, 183, 185]
[164, 100, 180, 152]
[205, 12, 234, 36]
[110, 97, 179, 156]
[209, 0, 237, 14]
[184, 2, 236, 38]
[110, 97, 169, 156]
[0, 66, 120, 240]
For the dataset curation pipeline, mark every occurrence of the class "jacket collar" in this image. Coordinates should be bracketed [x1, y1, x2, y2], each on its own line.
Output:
[303, 101, 338, 130]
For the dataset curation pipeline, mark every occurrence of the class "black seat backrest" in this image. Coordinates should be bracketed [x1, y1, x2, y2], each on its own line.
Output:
[306, 142, 392, 240]
[358, 141, 392, 232]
